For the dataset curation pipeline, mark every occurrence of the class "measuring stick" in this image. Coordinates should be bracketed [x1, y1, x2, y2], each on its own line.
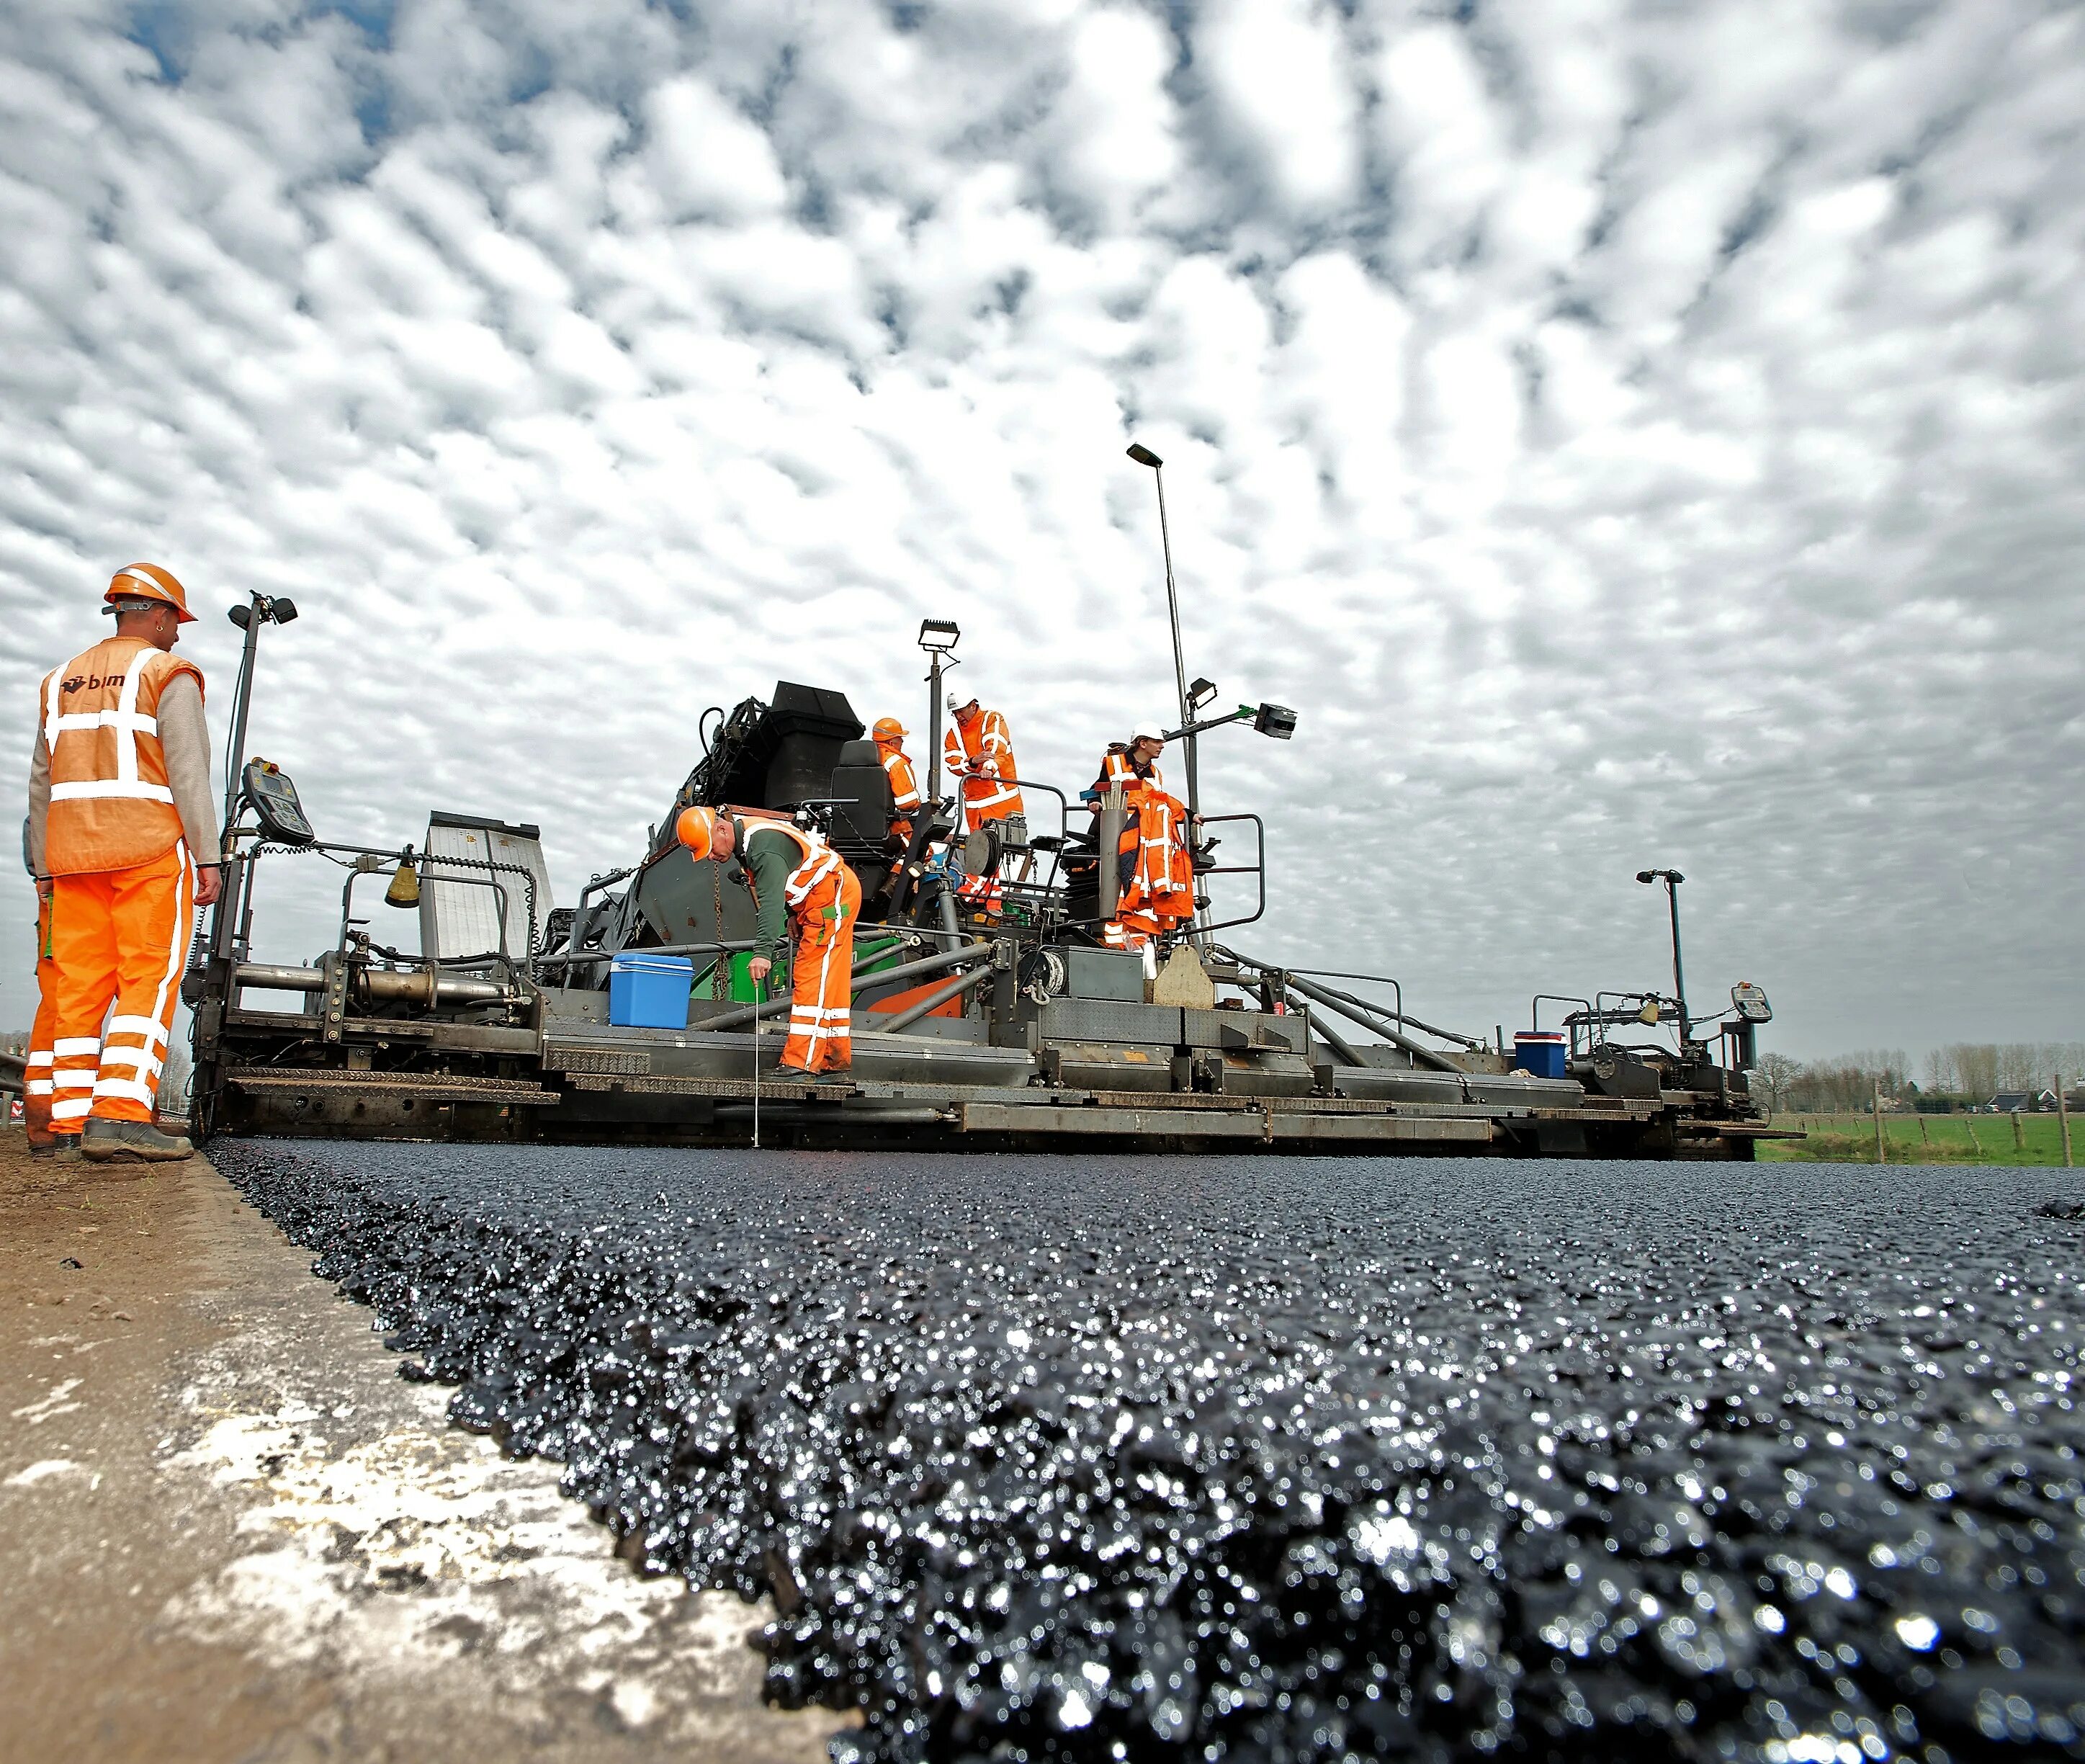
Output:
[751, 970, 761, 1150]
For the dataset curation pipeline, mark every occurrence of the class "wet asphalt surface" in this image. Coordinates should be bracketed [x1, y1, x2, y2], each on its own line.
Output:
[211, 1143, 2085, 1763]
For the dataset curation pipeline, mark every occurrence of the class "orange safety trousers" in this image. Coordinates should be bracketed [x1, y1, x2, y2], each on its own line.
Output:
[47, 842, 196, 1133]
[24, 896, 60, 1146]
[779, 861, 861, 1073]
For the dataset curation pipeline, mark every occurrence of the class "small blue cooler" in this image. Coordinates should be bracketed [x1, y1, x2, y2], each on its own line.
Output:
[1512, 1031, 1568, 1080]
[609, 953, 693, 1029]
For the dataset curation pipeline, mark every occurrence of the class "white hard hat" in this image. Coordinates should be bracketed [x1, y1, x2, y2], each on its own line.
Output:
[1131, 721, 1166, 743]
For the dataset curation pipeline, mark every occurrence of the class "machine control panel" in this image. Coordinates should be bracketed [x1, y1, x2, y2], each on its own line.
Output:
[1730, 981, 1772, 1022]
[243, 758, 315, 847]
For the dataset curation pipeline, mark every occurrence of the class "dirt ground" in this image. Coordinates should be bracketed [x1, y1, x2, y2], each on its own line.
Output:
[0, 1131, 839, 1764]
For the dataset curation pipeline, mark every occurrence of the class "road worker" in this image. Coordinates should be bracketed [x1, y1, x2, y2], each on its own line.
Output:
[28, 564, 222, 1162]
[1088, 722, 1193, 952]
[871, 717, 922, 849]
[677, 806, 858, 1078]
[19, 818, 60, 1156]
[943, 696, 1025, 841]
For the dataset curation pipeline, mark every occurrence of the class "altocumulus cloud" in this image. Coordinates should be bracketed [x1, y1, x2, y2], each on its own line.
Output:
[2, 0, 2081, 1058]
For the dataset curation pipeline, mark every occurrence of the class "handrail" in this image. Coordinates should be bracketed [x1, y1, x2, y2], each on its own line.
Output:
[1193, 812, 1266, 934]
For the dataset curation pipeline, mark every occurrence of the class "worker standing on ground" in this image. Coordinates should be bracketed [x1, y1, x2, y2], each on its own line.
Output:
[19, 818, 60, 1156]
[942, 695, 1025, 841]
[676, 807, 858, 1078]
[1090, 722, 1194, 952]
[871, 718, 922, 849]
[28, 564, 222, 1161]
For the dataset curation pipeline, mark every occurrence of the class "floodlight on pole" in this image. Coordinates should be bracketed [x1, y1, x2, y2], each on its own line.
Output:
[919, 619, 960, 801]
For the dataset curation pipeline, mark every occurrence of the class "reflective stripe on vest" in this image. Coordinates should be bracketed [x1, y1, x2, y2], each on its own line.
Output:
[744, 818, 843, 908]
[879, 750, 922, 812]
[39, 637, 203, 875]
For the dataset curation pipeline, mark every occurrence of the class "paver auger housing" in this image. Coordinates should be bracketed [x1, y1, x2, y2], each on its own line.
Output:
[185, 679, 1781, 1157]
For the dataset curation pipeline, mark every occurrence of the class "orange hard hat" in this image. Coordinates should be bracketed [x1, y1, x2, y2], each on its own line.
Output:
[872, 717, 907, 742]
[105, 561, 195, 624]
[676, 806, 720, 860]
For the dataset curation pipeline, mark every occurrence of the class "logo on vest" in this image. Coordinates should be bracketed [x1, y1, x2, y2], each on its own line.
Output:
[62, 673, 126, 694]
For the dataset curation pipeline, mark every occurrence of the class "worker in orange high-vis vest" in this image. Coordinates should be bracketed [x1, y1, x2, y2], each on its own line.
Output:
[28, 564, 223, 1163]
[20, 818, 60, 1155]
[943, 697, 1024, 838]
[678, 807, 859, 1079]
[1091, 722, 1193, 952]
[871, 718, 922, 849]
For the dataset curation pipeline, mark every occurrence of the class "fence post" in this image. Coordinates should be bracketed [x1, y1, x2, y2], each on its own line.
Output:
[1873, 1081, 1886, 1165]
[2059, 1073, 2073, 1170]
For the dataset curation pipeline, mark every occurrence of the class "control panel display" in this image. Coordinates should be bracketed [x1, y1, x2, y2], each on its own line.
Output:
[243, 758, 315, 846]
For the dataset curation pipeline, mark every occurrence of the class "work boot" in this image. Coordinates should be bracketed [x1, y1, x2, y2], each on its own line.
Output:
[52, 1137, 85, 1164]
[81, 1118, 193, 1163]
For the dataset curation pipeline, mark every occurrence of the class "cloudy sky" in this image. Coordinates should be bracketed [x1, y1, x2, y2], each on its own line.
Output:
[4, 0, 2081, 1062]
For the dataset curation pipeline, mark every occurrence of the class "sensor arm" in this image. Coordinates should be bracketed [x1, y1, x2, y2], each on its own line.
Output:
[1164, 702, 1297, 743]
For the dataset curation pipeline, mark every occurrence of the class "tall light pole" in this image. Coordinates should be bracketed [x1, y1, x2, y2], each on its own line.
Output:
[918, 619, 959, 804]
[1126, 443, 1198, 826]
[1636, 868, 1690, 1039]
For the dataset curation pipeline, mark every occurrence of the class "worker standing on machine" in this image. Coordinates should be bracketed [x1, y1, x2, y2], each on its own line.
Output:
[871, 718, 922, 849]
[28, 564, 223, 1162]
[676, 807, 858, 1078]
[19, 818, 60, 1157]
[1090, 722, 1193, 952]
[943, 695, 1025, 841]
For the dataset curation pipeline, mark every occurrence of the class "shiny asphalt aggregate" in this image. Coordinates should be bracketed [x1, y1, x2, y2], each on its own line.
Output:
[211, 1142, 2085, 1763]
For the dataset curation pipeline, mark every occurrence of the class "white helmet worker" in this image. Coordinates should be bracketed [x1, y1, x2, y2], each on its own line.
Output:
[1131, 720, 1166, 745]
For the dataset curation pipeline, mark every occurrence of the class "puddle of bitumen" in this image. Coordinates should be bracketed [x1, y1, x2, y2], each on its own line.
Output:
[209, 1142, 2085, 1763]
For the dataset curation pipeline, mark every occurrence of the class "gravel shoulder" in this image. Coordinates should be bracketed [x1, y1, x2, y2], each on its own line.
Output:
[0, 1130, 836, 1764]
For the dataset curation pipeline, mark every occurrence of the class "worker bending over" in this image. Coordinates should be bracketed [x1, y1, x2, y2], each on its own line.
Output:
[871, 718, 922, 849]
[1091, 722, 1194, 952]
[677, 807, 858, 1078]
[29, 564, 222, 1161]
[943, 695, 1025, 841]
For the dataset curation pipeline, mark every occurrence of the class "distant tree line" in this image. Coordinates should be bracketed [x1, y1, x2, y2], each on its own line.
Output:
[1753, 1049, 1910, 1114]
[1752, 1042, 2085, 1113]
[1923, 1042, 2085, 1098]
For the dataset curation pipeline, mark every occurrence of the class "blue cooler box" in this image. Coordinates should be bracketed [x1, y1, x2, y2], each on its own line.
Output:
[1512, 1031, 1568, 1080]
[609, 953, 693, 1029]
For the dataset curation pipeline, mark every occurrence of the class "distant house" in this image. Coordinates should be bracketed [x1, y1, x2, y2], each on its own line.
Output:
[1988, 1090, 2055, 1114]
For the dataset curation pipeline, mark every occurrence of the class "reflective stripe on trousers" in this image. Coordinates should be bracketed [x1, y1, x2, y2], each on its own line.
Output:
[47, 841, 196, 1131]
[779, 861, 861, 1074]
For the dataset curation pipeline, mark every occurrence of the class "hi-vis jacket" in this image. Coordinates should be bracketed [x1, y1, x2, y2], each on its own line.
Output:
[943, 708, 1023, 827]
[35, 637, 207, 876]
[734, 815, 846, 961]
[878, 745, 921, 838]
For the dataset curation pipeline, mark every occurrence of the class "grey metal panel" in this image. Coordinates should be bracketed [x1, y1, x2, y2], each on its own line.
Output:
[545, 1019, 1035, 1089]
[637, 846, 758, 949]
[1042, 998, 1183, 1046]
[1330, 1068, 1467, 1105]
[1465, 1073, 1587, 1108]
[1052, 1042, 1174, 1093]
[954, 1103, 1494, 1143]
[421, 816, 553, 963]
[1058, 945, 1145, 1002]
[1214, 1051, 1314, 1097]
[1183, 1008, 1305, 1052]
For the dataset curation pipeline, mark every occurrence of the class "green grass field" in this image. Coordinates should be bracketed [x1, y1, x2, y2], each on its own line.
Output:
[1757, 1111, 2079, 1166]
